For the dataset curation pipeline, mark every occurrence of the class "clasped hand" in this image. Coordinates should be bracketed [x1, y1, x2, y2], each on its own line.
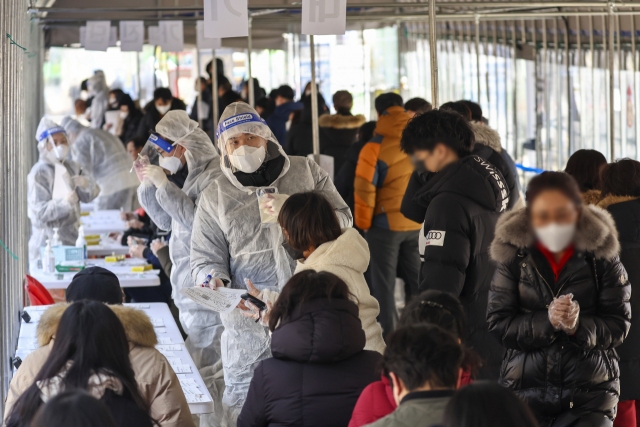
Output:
[548, 294, 580, 335]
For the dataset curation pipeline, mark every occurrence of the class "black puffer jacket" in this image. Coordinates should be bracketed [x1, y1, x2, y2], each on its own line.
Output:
[488, 206, 631, 426]
[417, 155, 510, 380]
[599, 195, 640, 402]
[136, 98, 187, 139]
[318, 113, 365, 172]
[237, 298, 382, 427]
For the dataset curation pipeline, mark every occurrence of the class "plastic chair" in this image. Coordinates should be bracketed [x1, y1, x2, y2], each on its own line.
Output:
[25, 275, 54, 306]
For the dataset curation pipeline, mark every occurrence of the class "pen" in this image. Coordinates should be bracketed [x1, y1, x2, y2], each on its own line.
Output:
[201, 268, 216, 288]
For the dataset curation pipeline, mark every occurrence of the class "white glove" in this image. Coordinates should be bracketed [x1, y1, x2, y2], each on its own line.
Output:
[65, 191, 79, 205]
[143, 165, 169, 188]
[241, 299, 273, 327]
[260, 194, 290, 218]
[72, 175, 88, 189]
[549, 294, 580, 334]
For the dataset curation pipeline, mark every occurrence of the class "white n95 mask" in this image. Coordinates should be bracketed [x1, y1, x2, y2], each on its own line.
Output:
[535, 222, 576, 253]
[48, 144, 69, 162]
[159, 153, 184, 175]
[229, 145, 266, 173]
[156, 104, 171, 115]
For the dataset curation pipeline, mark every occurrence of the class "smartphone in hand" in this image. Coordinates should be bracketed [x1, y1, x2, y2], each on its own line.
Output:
[241, 293, 267, 311]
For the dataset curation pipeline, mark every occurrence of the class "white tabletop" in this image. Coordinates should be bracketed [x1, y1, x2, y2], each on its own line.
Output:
[80, 209, 127, 235]
[29, 259, 160, 289]
[16, 303, 213, 414]
[87, 241, 130, 257]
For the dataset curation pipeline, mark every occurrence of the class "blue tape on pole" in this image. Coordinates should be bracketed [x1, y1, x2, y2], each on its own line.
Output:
[38, 126, 66, 142]
[216, 112, 266, 140]
[148, 134, 175, 153]
[516, 164, 545, 174]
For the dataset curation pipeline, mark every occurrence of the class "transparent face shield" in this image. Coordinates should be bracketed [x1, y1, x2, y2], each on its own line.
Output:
[39, 127, 70, 162]
[216, 112, 271, 174]
[131, 133, 169, 181]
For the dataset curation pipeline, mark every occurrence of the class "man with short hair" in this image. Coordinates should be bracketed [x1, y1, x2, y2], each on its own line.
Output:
[364, 324, 462, 427]
[266, 85, 303, 144]
[137, 87, 187, 139]
[404, 97, 432, 118]
[400, 109, 509, 380]
[354, 92, 422, 337]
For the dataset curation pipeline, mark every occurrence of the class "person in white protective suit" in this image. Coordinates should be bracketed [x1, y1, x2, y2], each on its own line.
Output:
[61, 117, 140, 211]
[28, 118, 100, 260]
[86, 71, 109, 129]
[189, 102, 352, 427]
[135, 110, 223, 368]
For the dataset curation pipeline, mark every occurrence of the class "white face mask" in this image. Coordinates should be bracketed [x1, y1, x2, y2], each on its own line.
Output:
[119, 111, 129, 119]
[535, 222, 577, 253]
[156, 104, 171, 115]
[159, 151, 184, 175]
[229, 145, 266, 173]
[48, 144, 68, 162]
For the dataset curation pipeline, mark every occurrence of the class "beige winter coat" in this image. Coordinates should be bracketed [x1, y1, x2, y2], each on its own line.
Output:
[4, 304, 195, 427]
[295, 228, 386, 354]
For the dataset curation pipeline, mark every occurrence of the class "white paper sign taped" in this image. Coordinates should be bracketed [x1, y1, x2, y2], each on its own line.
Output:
[120, 21, 144, 52]
[85, 21, 111, 51]
[180, 287, 243, 313]
[148, 26, 162, 46]
[302, 0, 347, 35]
[159, 20, 184, 52]
[196, 21, 222, 50]
[203, 0, 248, 38]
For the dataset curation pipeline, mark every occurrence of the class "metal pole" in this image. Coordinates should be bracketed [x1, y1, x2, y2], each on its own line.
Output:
[618, 15, 625, 157]
[609, 2, 616, 159]
[564, 18, 571, 161]
[576, 16, 582, 152]
[310, 35, 320, 161]
[543, 18, 549, 169]
[212, 49, 219, 141]
[590, 16, 595, 149]
[248, 17, 255, 108]
[429, 0, 439, 108]
[136, 51, 142, 104]
[512, 21, 518, 160]
[632, 16, 638, 153]
[195, 46, 203, 129]
[475, 14, 481, 103]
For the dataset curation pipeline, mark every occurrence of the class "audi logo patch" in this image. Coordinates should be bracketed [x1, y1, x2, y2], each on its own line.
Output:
[425, 230, 446, 247]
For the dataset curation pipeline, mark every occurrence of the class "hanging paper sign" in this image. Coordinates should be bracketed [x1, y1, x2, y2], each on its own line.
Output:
[109, 27, 118, 47]
[159, 20, 184, 52]
[120, 21, 144, 52]
[148, 26, 163, 46]
[85, 21, 111, 51]
[203, 0, 248, 38]
[79, 26, 86, 47]
[301, 0, 347, 35]
[196, 21, 222, 50]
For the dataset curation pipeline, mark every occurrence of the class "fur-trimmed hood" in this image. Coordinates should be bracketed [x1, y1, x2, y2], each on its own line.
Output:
[469, 121, 502, 153]
[598, 195, 640, 210]
[318, 113, 366, 130]
[490, 205, 620, 264]
[37, 303, 158, 348]
[582, 189, 602, 206]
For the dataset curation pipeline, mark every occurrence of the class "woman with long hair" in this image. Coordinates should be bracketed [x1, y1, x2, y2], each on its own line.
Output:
[5, 301, 154, 427]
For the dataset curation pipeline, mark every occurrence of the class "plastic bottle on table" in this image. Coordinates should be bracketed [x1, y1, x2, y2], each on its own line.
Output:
[51, 228, 62, 247]
[76, 225, 87, 259]
[43, 240, 56, 274]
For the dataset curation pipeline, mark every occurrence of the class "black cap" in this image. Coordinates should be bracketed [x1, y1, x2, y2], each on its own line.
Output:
[66, 267, 123, 305]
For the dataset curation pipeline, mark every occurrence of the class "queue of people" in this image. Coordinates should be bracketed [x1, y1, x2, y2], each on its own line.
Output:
[17, 67, 640, 427]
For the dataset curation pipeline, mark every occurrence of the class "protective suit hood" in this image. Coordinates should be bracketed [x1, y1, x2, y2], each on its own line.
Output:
[88, 72, 108, 96]
[60, 116, 86, 144]
[35, 117, 67, 161]
[217, 102, 290, 192]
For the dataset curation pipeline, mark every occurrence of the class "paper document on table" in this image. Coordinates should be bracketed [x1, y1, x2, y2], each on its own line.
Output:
[172, 364, 192, 374]
[180, 287, 243, 313]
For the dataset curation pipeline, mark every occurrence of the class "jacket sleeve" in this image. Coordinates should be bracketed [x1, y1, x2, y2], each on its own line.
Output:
[354, 142, 380, 231]
[419, 196, 471, 295]
[142, 352, 196, 427]
[308, 158, 353, 228]
[27, 168, 77, 226]
[156, 245, 173, 277]
[572, 257, 631, 350]
[155, 181, 196, 233]
[237, 362, 268, 427]
[487, 262, 559, 351]
[4, 346, 51, 423]
[137, 183, 173, 231]
[400, 171, 429, 224]
[190, 188, 231, 285]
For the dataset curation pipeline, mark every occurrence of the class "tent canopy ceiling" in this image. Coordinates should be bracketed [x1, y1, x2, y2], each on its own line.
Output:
[35, 0, 640, 49]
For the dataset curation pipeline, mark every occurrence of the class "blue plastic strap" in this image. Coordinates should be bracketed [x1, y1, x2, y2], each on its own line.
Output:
[216, 113, 266, 140]
[38, 126, 66, 142]
[147, 133, 175, 154]
[516, 164, 545, 174]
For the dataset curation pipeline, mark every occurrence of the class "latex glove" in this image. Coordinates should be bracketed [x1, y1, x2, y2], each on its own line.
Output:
[236, 278, 265, 310]
[127, 236, 147, 247]
[206, 278, 225, 290]
[72, 175, 88, 189]
[549, 294, 580, 334]
[65, 191, 79, 205]
[108, 232, 123, 242]
[120, 211, 136, 221]
[143, 165, 169, 188]
[127, 219, 144, 230]
[150, 239, 167, 257]
[260, 194, 290, 218]
[129, 244, 145, 259]
[241, 299, 273, 327]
